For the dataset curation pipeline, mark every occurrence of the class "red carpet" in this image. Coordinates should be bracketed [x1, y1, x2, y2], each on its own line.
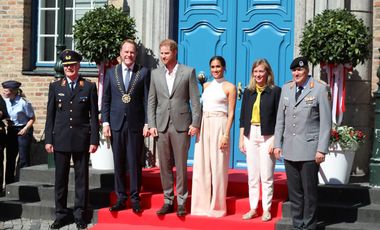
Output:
[91, 167, 287, 230]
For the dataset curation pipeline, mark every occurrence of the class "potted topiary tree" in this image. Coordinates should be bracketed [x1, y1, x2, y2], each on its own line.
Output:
[73, 4, 137, 169]
[300, 8, 371, 125]
[299, 9, 371, 184]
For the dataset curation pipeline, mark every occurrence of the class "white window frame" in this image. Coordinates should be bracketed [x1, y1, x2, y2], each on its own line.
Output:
[36, 0, 107, 67]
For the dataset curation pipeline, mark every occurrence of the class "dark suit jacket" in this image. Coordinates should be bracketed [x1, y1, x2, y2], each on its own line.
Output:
[44, 77, 99, 152]
[239, 85, 281, 137]
[0, 96, 8, 145]
[102, 64, 150, 131]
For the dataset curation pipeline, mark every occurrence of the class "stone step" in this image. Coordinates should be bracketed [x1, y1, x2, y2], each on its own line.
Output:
[0, 198, 99, 223]
[5, 181, 113, 207]
[318, 184, 380, 205]
[276, 218, 380, 230]
[281, 201, 380, 223]
[19, 165, 115, 189]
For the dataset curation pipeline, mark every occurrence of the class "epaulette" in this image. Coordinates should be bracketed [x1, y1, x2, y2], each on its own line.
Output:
[286, 80, 295, 89]
[317, 79, 328, 86]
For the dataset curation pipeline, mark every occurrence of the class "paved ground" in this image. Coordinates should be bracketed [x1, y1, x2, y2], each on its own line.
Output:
[0, 218, 94, 229]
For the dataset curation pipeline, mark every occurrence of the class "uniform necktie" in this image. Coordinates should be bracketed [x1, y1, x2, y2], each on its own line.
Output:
[70, 81, 75, 92]
[124, 68, 130, 90]
[296, 86, 303, 101]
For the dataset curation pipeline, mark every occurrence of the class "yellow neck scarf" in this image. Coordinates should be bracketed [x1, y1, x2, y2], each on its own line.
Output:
[251, 84, 266, 124]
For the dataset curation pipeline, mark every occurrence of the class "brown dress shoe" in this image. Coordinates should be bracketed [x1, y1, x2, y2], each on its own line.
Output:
[156, 204, 174, 215]
[177, 205, 187, 217]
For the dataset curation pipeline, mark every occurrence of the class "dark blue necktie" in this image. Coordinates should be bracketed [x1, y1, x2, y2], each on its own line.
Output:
[296, 86, 303, 101]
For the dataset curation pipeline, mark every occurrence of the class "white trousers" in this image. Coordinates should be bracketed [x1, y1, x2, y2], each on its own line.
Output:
[191, 112, 229, 217]
[244, 125, 275, 211]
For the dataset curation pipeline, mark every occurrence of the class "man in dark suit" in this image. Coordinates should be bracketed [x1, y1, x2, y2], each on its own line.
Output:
[148, 39, 201, 216]
[274, 57, 332, 230]
[45, 49, 99, 229]
[102, 39, 150, 213]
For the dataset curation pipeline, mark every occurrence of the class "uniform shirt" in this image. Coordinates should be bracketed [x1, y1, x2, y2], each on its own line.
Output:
[5, 95, 34, 127]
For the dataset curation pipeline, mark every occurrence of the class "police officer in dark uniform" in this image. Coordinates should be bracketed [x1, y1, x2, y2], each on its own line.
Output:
[44, 49, 99, 229]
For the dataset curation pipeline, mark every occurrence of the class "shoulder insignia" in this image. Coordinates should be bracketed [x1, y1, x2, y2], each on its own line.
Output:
[317, 79, 328, 86]
[310, 80, 314, 88]
[287, 81, 295, 89]
[60, 79, 67, 87]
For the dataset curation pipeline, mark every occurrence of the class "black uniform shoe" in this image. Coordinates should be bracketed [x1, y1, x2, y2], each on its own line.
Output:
[75, 219, 87, 229]
[132, 202, 142, 213]
[177, 205, 187, 217]
[50, 219, 68, 229]
[156, 204, 174, 215]
[109, 201, 127, 212]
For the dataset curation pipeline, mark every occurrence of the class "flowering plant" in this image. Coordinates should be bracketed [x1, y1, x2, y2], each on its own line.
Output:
[330, 125, 365, 150]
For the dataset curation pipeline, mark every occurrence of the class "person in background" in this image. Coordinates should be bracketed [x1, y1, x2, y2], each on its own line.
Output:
[2, 80, 35, 184]
[274, 57, 331, 230]
[0, 95, 9, 194]
[148, 39, 202, 217]
[191, 56, 236, 217]
[239, 59, 281, 221]
[102, 39, 151, 213]
[44, 49, 99, 229]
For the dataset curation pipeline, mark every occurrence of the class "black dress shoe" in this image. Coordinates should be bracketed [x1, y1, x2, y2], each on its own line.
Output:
[156, 204, 174, 215]
[109, 201, 126, 212]
[177, 205, 187, 217]
[132, 202, 142, 213]
[50, 219, 68, 229]
[75, 219, 87, 229]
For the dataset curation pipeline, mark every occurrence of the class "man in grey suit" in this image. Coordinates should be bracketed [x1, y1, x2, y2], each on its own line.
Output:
[148, 39, 201, 217]
[274, 57, 331, 230]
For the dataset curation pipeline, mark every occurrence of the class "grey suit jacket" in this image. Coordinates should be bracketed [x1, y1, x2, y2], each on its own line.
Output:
[147, 64, 201, 132]
[274, 77, 332, 161]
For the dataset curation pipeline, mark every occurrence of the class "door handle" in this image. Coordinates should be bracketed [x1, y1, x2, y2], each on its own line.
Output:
[237, 82, 243, 100]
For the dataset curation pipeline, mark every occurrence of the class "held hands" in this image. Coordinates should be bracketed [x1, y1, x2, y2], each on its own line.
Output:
[273, 148, 282, 160]
[143, 124, 150, 137]
[315, 151, 325, 164]
[149, 128, 158, 137]
[188, 125, 199, 136]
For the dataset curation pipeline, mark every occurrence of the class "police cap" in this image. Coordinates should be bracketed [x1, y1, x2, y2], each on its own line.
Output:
[290, 56, 309, 70]
[2, 80, 21, 89]
[59, 49, 83, 65]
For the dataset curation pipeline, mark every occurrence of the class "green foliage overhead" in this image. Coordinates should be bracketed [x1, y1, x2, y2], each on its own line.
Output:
[73, 4, 137, 64]
[300, 9, 371, 67]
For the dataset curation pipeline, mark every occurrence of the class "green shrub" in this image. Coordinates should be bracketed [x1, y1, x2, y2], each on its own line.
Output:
[300, 9, 371, 67]
[73, 4, 137, 64]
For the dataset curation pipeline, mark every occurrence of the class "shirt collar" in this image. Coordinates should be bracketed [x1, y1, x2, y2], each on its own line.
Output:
[122, 63, 135, 71]
[164, 63, 178, 75]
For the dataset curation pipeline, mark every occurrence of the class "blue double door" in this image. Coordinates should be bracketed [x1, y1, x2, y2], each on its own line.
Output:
[178, 0, 294, 169]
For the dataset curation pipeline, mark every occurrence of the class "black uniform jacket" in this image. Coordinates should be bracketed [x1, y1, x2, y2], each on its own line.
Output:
[239, 85, 281, 137]
[44, 77, 99, 152]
